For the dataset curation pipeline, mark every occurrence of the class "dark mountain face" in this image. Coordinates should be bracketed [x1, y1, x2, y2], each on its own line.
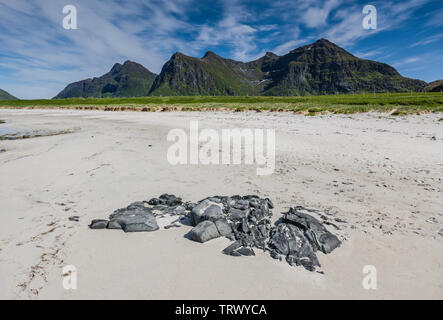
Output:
[54, 61, 157, 99]
[148, 52, 267, 96]
[55, 39, 427, 98]
[261, 39, 426, 95]
[0, 89, 18, 100]
[150, 39, 425, 96]
[422, 80, 443, 92]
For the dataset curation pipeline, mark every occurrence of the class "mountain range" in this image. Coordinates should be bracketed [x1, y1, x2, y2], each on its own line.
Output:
[0, 89, 18, 100]
[55, 39, 427, 99]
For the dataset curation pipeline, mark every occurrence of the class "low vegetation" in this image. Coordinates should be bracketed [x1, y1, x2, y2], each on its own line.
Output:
[0, 92, 442, 115]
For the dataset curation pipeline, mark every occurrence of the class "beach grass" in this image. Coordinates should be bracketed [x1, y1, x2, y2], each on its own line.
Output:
[0, 92, 442, 115]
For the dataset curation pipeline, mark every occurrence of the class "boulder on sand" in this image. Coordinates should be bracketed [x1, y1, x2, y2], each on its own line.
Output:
[190, 199, 223, 226]
[214, 219, 233, 237]
[89, 219, 109, 229]
[188, 220, 221, 243]
[201, 205, 225, 222]
[107, 202, 159, 232]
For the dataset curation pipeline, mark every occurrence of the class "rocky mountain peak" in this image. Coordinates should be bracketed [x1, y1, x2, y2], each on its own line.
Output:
[265, 52, 278, 57]
[202, 51, 218, 59]
[110, 62, 123, 74]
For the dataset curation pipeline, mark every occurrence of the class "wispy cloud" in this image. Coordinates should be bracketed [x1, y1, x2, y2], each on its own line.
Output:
[410, 33, 443, 47]
[273, 37, 311, 56]
[354, 48, 386, 59]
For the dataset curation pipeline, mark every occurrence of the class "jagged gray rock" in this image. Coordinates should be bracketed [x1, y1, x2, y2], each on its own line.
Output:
[107, 202, 159, 232]
[283, 207, 341, 254]
[214, 219, 233, 237]
[148, 194, 182, 207]
[237, 247, 255, 256]
[268, 207, 341, 271]
[187, 195, 272, 249]
[269, 223, 320, 271]
[222, 241, 242, 255]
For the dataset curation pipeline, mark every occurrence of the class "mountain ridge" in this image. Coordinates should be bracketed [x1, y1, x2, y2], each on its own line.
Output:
[54, 39, 427, 99]
[258, 39, 425, 95]
[54, 60, 157, 99]
[422, 80, 443, 92]
[0, 89, 18, 100]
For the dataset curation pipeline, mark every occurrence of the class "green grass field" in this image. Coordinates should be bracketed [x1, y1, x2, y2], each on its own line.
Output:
[0, 92, 442, 115]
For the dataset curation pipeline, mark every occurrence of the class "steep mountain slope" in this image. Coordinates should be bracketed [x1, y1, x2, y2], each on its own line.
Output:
[54, 61, 157, 99]
[0, 89, 18, 100]
[261, 39, 426, 95]
[149, 51, 267, 96]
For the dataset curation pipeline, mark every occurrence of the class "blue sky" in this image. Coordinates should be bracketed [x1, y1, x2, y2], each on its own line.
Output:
[0, 0, 442, 99]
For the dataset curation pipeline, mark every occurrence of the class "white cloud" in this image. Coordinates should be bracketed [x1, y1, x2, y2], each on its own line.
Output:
[196, 1, 260, 61]
[301, 0, 343, 28]
[0, 0, 197, 98]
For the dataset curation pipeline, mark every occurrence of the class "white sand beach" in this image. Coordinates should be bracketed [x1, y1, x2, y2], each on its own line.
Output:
[0, 109, 442, 300]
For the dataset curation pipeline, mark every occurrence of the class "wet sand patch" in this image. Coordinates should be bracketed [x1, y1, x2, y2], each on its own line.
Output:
[0, 128, 76, 140]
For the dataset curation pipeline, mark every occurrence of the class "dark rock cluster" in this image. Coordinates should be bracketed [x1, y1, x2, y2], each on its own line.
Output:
[188, 195, 273, 258]
[268, 207, 342, 271]
[89, 194, 187, 232]
[89, 194, 342, 271]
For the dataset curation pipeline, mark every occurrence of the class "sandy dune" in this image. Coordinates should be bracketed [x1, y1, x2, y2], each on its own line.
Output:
[0, 109, 442, 300]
